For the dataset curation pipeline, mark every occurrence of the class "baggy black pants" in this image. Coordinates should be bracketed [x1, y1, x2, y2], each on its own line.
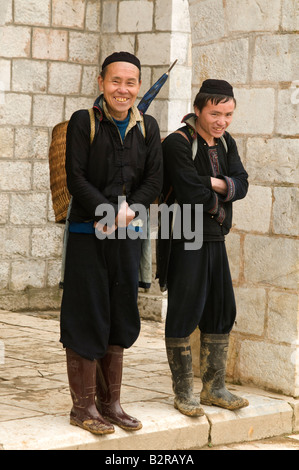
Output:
[165, 241, 236, 338]
[60, 232, 141, 360]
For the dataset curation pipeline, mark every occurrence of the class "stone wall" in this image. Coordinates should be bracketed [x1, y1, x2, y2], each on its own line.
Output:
[0, 0, 298, 397]
[0, 0, 191, 311]
[188, 0, 298, 396]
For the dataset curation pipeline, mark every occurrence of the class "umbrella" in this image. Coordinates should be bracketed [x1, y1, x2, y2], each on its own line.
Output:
[137, 59, 178, 114]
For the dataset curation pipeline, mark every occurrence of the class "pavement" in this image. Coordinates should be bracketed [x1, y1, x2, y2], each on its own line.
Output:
[0, 309, 298, 451]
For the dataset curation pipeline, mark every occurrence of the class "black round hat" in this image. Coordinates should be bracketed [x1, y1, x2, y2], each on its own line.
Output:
[199, 79, 234, 97]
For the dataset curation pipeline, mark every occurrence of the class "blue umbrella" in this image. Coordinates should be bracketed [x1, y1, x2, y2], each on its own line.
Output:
[137, 60, 178, 114]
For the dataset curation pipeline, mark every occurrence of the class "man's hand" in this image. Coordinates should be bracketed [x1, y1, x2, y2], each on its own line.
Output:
[115, 201, 135, 227]
[210, 177, 227, 196]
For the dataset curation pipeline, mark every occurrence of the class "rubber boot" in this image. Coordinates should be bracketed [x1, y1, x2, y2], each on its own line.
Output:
[165, 337, 204, 417]
[96, 345, 142, 431]
[200, 333, 249, 410]
[66, 348, 115, 435]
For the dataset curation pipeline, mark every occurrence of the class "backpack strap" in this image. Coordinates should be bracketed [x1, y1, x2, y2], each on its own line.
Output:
[175, 129, 228, 161]
[88, 108, 97, 144]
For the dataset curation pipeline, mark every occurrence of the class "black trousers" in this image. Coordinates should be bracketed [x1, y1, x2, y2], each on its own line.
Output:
[60, 232, 141, 360]
[165, 241, 236, 338]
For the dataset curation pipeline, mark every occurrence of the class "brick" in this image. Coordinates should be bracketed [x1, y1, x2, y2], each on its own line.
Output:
[47, 259, 62, 287]
[32, 95, 64, 127]
[155, 0, 172, 31]
[0, 93, 32, 125]
[69, 31, 100, 64]
[273, 187, 299, 236]
[253, 35, 298, 82]
[0, 161, 31, 191]
[137, 33, 171, 65]
[239, 339, 297, 396]
[189, 0, 225, 43]
[2, 227, 30, 258]
[52, 0, 85, 29]
[14, 0, 50, 26]
[100, 35, 135, 65]
[281, 0, 299, 31]
[102, 1, 117, 33]
[268, 291, 299, 343]
[0, 127, 14, 158]
[32, 28, 68, 61]
[119, 1, 153, 32]
[0, 59, 10, 91]
[0, 263, 9, 289]
[225, 0, 281, 32]
[11, 259, 46, 290]
[0, 25, 31, 57]
[234, 287, 266, 336]
[12, 59, 47, 93]
[246, 138, 299, 185]
[0, 0, 12, 25]
[15, 128, 49, 160]
[244, 235, 298, 290]
[10, 193, 48, 225]
[31, 226, 64, 258]
[81, 66, 100, 96]
[232, 185, 272, 234]
[48, 62, 82, 95]
[32, 161, 50, 191]
[0, 194, 9, 224]
[229, 88, 275, 135]
[225, 232, 241, 282]
[86, 0, 101, 32]
[192, 38, 249, 86]
[276, 89, 299, 136]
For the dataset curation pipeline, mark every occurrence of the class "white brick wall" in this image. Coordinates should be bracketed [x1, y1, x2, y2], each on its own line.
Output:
[0, 0, 297, 396]
[190, 0, 299, 397]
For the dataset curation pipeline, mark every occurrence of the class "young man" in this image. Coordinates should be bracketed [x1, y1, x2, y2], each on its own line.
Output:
[158, 79, 249, 416]
[60, 52, 163, 435]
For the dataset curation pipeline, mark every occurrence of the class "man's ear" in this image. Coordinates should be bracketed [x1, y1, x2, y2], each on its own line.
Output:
[98, 75, 103, 92]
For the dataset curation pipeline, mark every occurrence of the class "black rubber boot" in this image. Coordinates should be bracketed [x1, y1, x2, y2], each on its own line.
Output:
[165, 337, 204, 417]
[200, 334, 249, 410]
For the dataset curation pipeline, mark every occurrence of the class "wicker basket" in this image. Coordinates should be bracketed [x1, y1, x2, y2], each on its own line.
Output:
[48, 120, 71, 223]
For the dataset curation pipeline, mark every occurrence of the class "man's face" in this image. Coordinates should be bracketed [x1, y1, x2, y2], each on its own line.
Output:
[194, 99, 235, 143]
[98, 61, 141, 120]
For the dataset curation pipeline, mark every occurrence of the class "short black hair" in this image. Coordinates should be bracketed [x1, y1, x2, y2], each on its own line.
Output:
[193, 92, 236, 112]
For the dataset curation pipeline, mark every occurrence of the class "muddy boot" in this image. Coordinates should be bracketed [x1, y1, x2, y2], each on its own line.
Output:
[66, 348, 115, 435]
[200, 334, 249, 410]
[96, 345, 142, 431]
[165, 337, 204, 417]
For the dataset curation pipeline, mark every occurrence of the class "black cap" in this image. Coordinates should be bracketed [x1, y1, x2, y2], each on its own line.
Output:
[199, 79, 234, 97]
[101, 51, 141, 71]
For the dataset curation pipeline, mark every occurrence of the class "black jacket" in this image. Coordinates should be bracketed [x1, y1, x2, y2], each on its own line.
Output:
[156, 113, 248, 290]
[66, 96, 163, 223]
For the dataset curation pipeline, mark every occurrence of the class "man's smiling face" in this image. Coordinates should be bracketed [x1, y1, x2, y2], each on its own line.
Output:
[98, 61, 141, 121]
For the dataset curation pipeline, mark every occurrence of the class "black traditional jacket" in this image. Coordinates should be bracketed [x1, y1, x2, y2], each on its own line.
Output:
[156, 113, 248, 290]
[66, 95, 163, 223]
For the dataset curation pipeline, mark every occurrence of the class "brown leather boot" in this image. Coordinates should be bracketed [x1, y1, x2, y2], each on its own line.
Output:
[96, 345, 142, 431]
[66, 348, 115, 435]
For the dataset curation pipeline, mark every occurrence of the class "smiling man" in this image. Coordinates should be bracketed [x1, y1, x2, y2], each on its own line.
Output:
[158, 79, 249, 417]
[60, 52, 163, 435]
